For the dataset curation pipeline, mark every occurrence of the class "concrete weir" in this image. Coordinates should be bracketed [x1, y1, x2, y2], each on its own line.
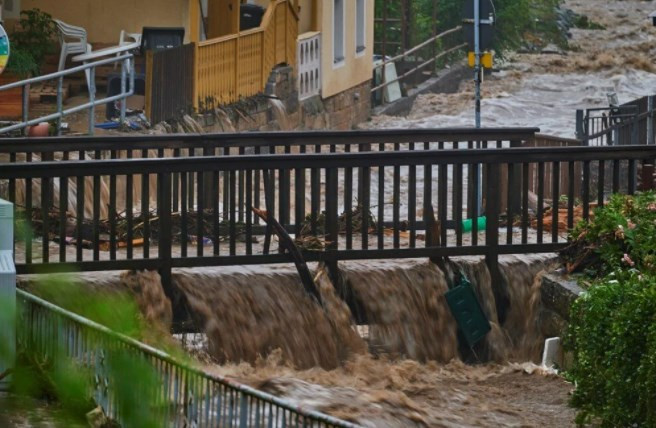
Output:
[17, 253, 562, 367]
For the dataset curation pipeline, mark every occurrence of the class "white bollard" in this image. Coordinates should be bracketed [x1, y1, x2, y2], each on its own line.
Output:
[541, 337, 562, 369]
[0, 198, 15, 390]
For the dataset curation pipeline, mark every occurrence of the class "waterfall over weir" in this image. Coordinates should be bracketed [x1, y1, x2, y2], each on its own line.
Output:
[99, 254, 556, 368]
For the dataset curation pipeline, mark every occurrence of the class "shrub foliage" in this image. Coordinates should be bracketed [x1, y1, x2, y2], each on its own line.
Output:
[563, 191, 656, 426]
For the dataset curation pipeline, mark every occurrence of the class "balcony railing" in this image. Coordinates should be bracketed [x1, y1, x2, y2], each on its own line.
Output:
[297, 31, 321, 100]
[195, 0, 298, 109]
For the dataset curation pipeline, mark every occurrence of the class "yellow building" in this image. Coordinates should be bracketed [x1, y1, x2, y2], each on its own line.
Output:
[2, 0, 373, 127]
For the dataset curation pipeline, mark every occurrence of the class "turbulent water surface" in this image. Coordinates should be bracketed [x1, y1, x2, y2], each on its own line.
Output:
[366, 0, 656, 137]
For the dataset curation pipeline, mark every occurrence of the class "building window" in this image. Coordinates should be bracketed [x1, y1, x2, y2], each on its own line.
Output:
[333, 0, 344, 65]
[356, 0, 366, 55]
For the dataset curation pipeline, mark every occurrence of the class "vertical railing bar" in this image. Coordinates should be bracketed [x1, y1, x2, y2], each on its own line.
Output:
[109, 151, 117, 261]
[612, 159, 620, 193]
[567, 161, 575, 231]
[197, 169, 204, 257]
[141, 149, 150, 259]
[377, 145, 385, 249]
[75, 174, 84, 262]
[126, 150, 134, 259]
[408, 142, 417, 247]
[181, 168, 188, 258]
[59, 173, 68, 262]
[506, 162, 514, 244]
[92, 174, 101, 261]
[454, 162, 463, 247]
[598, 160, 605, 207]
[173, 148, 180, 213]
[537, 162, 545, 244]
[345, 145, 353, 250]
[521, 162, 529, 244]
[213, 170, 220, 256]
[582, 160, 590, 221]
[230, 169, 237, 256]
[471, 161, 479, 246]
[40, 174, 50, 263]
[552, 161, 560, 243]
[393, 142, 400, 249]
[439, 163, 448, 248]
[628, 159, 636, 195]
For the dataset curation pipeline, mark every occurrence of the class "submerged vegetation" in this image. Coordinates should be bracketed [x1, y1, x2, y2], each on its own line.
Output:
[563, 191, 656, 426]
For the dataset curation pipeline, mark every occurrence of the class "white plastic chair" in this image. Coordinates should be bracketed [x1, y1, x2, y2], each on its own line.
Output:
[54, 19, 92, 71]
[114, 30, 141, 69]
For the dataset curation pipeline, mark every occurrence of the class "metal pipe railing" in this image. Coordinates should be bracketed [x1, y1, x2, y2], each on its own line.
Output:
[0, 53, 135, 136]
[16, 288, 358, 427]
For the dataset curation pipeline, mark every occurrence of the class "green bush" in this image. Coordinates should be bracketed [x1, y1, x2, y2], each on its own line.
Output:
[6, 8, 56, 76]
[564, 270, 656, 426]
[564, 191, 656, 277]
[564, 191, 656, 426]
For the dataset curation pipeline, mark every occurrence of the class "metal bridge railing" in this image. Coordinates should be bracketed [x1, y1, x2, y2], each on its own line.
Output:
[576, 95, 656, 146]
[0, 53, 135, 136]
[2, 141, 655, 283]
[16, 288, 358, 427]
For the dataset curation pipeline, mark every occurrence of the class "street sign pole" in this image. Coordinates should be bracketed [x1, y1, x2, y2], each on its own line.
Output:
[474, 0, 481, 129]
[474, 0, 483, 216]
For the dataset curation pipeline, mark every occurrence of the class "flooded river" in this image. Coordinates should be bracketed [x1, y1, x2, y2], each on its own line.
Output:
[367, 0, 656, 137]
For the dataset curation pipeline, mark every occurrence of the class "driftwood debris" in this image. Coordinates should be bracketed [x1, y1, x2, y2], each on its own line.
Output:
[252, 207, 323, 306]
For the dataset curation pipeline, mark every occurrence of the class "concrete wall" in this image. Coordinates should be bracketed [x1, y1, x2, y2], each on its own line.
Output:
[318, 0, 373, 99]
[17, 0, 190, 44]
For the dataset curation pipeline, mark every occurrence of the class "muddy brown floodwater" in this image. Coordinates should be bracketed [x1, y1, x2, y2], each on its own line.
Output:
[366, 0, 656, 137]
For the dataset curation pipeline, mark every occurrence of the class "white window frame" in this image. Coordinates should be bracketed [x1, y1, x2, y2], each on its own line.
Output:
[355, 0, 366, 57]
[332, 0, 345, 68]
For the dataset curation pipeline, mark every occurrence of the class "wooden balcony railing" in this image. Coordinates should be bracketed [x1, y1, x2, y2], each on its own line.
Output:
[195, 0, 298, 109]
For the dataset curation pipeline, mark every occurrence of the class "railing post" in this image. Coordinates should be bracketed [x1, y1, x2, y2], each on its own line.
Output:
[325, 166, 339, 282]
[575, 109, 585, 144]
[485, 162, 508, 323]
[157, 172, 173, 318]
[508, 140, 522, 218]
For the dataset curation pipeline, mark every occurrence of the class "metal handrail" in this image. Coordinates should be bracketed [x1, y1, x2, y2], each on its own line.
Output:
[0, 53, 135, 136]
[17, 288, 359, 427]
[0, 127, 540, 154]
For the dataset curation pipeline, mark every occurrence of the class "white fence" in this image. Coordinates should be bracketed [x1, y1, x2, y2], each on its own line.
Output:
[297, 32, 321, 100]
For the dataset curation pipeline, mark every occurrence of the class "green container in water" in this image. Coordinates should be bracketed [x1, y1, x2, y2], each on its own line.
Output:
[462, 216, 486, 233]
[445, 275, 491, 348]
